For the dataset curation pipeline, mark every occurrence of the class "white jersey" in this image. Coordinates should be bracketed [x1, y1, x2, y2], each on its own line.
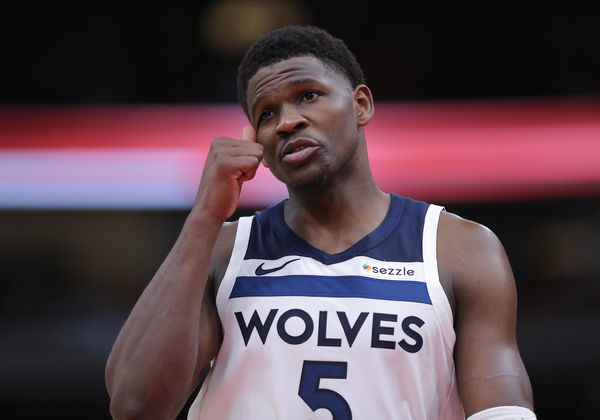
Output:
[188, 194, 464, 419]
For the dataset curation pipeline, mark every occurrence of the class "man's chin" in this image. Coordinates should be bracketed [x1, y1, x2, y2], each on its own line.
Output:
[285, 171, 329, 192]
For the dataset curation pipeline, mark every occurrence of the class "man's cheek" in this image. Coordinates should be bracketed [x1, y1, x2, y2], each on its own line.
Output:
[262, 154, 271, 169]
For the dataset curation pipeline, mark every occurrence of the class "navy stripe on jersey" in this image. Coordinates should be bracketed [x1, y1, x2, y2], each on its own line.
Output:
[230, 275, 432, 304]
[244, 194, 429, 265]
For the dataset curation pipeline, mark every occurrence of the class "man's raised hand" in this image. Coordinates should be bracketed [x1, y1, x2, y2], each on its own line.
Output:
[195, 125, 263, 221]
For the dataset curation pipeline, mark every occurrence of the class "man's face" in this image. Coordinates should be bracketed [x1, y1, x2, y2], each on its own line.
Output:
[246, 55, 363, 190]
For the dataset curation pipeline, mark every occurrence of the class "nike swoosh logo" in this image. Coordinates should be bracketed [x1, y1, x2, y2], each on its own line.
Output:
[255, 258, 301, 276]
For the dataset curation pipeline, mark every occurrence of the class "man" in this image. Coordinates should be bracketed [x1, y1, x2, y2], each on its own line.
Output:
[106, 26, 535, 419]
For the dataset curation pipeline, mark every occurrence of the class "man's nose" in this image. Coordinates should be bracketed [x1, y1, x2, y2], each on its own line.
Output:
[276, 104, 308, 136]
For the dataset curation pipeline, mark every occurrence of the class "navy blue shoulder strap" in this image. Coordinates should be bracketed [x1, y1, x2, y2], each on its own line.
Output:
[244, 194, 430, 264]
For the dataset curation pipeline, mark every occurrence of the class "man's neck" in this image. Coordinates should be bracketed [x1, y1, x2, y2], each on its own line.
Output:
[284, 175, 390, 254]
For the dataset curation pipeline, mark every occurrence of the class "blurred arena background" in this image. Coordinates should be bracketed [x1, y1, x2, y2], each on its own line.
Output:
[1, 1, 600, 418]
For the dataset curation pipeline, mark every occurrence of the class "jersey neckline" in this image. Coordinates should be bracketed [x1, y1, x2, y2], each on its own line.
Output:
[270, 193, 405, 265]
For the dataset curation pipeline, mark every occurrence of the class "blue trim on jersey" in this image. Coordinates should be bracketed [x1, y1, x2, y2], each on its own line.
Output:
[244, 194, 429, 264]
[230, 275, 432, 304]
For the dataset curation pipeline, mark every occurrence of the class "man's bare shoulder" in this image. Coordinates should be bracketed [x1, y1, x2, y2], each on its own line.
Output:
[437, 214, 532, 414]
[439, 210, 499, 245]
[438, 210, 506, 265]
[437, 210, 514, 308]
[209, 221, 239, 295]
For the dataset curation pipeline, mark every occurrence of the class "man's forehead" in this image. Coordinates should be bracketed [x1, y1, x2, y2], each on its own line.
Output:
[250, 56, 338, 85]
[247, 56, 348, 107]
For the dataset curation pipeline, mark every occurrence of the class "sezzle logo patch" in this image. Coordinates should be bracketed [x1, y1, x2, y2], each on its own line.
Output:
[362, 262, 415, 277]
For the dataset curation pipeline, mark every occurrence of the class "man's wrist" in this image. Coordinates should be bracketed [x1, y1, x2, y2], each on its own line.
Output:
[184, 205, 228, 239]
[188, 203, 228, 225]
[467, 406, 536, 420]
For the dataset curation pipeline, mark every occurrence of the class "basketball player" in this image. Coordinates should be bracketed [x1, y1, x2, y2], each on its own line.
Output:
[106, 26, 535, 419]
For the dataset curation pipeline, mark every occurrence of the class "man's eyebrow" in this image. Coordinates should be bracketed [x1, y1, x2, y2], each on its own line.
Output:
[250, 77, 321, 118]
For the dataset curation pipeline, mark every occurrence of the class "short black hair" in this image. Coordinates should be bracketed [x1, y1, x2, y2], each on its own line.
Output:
[237, 25, 365, 118]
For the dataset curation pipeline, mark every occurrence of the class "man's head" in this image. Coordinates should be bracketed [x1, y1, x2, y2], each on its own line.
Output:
[237, 25, 365, 117]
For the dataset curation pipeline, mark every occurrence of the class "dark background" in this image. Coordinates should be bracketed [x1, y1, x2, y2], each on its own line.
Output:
[1, 1, 600, 419]
[3, 1, 600, 104]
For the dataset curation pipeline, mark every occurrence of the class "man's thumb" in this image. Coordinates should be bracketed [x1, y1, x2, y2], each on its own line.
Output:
[241, 125, 256, 142]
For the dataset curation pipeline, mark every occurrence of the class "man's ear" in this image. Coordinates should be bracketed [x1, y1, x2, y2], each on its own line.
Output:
[354, 84, 375, 127]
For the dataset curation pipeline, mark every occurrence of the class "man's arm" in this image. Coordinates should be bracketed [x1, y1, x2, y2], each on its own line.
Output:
[105, 126, 263, 420]
[438, 212, 534, 417]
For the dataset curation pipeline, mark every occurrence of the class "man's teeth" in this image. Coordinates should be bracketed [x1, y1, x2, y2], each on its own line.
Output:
[292, 146, 307, 153]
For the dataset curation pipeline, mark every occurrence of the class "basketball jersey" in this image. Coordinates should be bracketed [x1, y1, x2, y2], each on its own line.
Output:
[188, 194, 465, 419]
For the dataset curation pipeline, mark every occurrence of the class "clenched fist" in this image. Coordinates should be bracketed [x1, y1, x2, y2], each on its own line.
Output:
[195, 125, 264, 221]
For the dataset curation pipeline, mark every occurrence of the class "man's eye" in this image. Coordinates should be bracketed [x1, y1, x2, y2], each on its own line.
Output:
[301, 91, 319, 102]
[259, 109, 274, 121]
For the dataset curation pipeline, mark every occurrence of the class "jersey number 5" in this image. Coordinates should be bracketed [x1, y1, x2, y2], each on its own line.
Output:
[298, 360, 352, 419]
